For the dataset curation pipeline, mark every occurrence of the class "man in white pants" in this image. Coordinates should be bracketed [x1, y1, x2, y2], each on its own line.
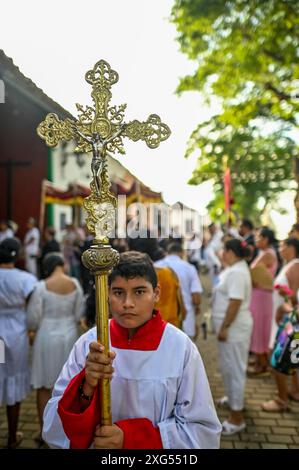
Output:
[24, 217, 40, 276]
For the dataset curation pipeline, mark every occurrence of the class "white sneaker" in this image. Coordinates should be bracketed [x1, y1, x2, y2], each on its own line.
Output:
[222, 420, 246, 436]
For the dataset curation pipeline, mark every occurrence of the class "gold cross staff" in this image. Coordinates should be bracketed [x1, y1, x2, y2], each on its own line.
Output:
[37, 59, 171, 426]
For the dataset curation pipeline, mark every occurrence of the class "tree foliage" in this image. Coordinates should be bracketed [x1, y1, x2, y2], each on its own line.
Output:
[171, 0, 299, 219]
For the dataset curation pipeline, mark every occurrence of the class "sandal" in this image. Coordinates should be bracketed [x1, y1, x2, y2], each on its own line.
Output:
[5, 431, 23, 449]
[261, 397, 290, 412]
[248, 355, 256, 366]
[288, 392, 299, 402]
[247, 365, 269, 376]
[222, 420, 246, 436]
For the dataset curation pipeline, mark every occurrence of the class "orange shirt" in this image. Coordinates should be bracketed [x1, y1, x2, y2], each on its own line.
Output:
[155, 267, 185, 328]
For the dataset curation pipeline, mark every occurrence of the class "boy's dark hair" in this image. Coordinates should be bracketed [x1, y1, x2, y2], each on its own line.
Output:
[167, 242, 183, 254]
[108, 251, 158, 288]
[241, 219, 254, 231]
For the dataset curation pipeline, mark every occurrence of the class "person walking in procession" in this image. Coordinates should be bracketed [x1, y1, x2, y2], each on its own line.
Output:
[27, 253, 84, 444]
[0, 238, 37, 448]
[212, 239, 253, 436]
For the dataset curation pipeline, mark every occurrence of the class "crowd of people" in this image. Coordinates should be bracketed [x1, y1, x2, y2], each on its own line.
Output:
[0, 216, 299, 448]
[203, 221, 299, 433]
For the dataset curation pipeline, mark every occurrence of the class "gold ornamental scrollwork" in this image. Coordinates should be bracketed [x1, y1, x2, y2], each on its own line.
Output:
[37, 113, 75, 147]
[37, 60, 171, 241]
[37, 59, 171, 427]
[81, 245, 120, 275]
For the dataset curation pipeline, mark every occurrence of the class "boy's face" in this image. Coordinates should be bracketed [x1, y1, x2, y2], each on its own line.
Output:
[109, 276, 160, 332]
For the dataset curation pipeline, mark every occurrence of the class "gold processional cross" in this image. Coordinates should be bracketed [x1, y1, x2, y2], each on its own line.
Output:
[37, 60, 171, 425]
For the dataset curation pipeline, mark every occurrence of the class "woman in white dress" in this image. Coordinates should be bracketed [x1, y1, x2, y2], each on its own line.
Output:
[212, 238, 253, 435]
[0, 238, 37, 447]
[27, 252, 84, 442]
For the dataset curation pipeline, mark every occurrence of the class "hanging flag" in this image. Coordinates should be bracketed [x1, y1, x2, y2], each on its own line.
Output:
[43, 181, 90, 205]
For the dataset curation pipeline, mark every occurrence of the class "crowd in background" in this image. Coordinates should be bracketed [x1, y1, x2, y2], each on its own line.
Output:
[1, 215, 299, 446]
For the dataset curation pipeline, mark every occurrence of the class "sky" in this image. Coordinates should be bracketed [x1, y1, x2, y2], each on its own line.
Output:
[0, 0, 216, 215]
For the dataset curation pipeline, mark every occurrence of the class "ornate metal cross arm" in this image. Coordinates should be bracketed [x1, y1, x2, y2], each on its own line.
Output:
[37, 59, 170, 155]
[37, 59, 171, 427]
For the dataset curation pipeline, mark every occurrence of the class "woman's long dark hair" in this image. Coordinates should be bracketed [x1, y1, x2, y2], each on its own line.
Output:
[259, 227, 282, 274]
[42, 252, 64, 278]
[259, 227, 276, 246]
[225, 238, 251, 259]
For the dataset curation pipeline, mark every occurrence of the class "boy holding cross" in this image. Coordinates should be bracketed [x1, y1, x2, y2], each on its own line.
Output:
[43, 251, 221, 449]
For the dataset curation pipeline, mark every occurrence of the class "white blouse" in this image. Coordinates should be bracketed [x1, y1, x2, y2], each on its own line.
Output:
[212, 260, 253, 341]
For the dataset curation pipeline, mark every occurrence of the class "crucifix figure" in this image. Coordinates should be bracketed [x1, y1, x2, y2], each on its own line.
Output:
[37, 59, 171, 426]
[76, 124, 126, 196]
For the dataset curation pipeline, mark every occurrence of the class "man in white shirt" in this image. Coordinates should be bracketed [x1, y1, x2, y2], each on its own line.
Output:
[0, 220, 14, 243]
[24, 217, 40, 276]
[155, 242, 203, 339]
[186, 233, 202, 271]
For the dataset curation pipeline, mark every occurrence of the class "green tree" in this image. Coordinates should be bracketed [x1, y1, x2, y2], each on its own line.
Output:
[187, 116, 297, 221]
[171, 0, 299, 221]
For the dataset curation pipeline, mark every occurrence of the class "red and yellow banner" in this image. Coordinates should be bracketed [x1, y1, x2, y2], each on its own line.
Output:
[43, 180, 162, 206]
